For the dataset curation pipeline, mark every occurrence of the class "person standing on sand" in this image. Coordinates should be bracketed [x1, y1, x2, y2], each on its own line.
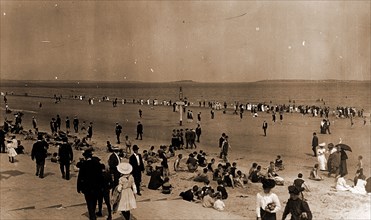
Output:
[195, 124, 202, 143]
[77, 149, 103, 220]
[87, 122, 93, 141]
[219, 133, 226, 159]
[65, 116, 70, 133]
[115, 122, 123, 144]
[282, 185, 312, 220]
[262, 121, 268, 136]
[32, 116, 38, 133]
[73, 116, 79, 133]
[311, 133, 318, 157]
[58, 136, 73, 180]
[139, 109, 142, 118]
[108, 146, 122, 191]
[129, 145, 145, 196]
[31, 134, 49, 178]
[256, 178, 281, 220]
[272, 111, 276, 122]
[136, 121, 143, 140]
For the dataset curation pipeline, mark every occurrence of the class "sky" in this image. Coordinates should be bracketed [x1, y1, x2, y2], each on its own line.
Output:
[1, 1, 370, 82]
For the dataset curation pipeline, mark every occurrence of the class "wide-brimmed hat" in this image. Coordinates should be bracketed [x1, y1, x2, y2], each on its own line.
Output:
[262, 178, 276, 189]
[319, 142, 326, 147]
[112, 146, 120, 151]
[117, 162, 133, 175]
[288, 185, 300, 195]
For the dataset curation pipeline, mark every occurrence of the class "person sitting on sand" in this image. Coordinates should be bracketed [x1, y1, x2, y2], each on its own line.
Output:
[309, 164, 323, 181]
[222, 170, 234, 188]
[216, 179, 228, 200]
[186, 153, 198, 172]
[350, 170, 367, 195]
[248, 162, 258, 180]
[202, 189, 215, 208]
[106, 141, 114, 153]
[234, 170, 248, 188]
[200, 180, 213, 197]
[213, 163, 224, 181]
[207, 158, 216, 172]
[336, 174, 351, 191]
[197, 152, 207, 167]
[267, 161, 284, 185]
[179, 185, 199, 202]
[161, 177, 173, 194]
[145, 161, 154, 176]
[293, 173, 310, 200]
[194, 168, 209, 183]
[251, 165, 264, 183]
[213, 194, 225, 211]
[174, 154, 185, 172]
[148, 166, 164, 190]
[274, 155, 284, 171]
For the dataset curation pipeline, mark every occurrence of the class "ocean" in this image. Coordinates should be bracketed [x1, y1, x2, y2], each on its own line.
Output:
[1, 81, 370, 111]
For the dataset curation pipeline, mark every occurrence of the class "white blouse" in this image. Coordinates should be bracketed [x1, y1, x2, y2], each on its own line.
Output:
[256, 192, 281, 218]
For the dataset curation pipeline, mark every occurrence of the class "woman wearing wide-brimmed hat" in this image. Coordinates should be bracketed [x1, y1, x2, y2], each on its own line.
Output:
[317, 142, 327, 171]
[114, 162, 136, 220]
[256, 178, 281, 220]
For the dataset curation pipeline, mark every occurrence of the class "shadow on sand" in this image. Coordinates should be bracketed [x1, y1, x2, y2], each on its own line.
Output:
[0, 170, 25, 180]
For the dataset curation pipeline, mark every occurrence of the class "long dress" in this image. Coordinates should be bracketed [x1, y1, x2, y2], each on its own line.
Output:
[317, 148, 327, 171]
[7, 139, 18, 158]
[117, 175, 137, 212]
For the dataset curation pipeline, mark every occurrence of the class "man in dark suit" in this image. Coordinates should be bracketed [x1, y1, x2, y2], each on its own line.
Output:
[129, 145, 145, 195]
[262, 120, 268, 136]
[77, 149, 103, 220]
[136, 121, 143, 140]
[108, 146, 121, 191]
[115, 122, 122, 144]
[311, 132, 318, 157]
[31, 134, 49, 178]
[58, 136, 73, 180]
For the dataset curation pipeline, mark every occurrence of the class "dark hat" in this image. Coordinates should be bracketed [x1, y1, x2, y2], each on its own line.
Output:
[82, 149, 93, 157]
[288, 185, 300, 195]
[62, 136, 68, 142]
[328, 143, 334, 149]
[132, 145, 139, 151]
[37, 134, 43, 140]
[262, 178, 276, 189]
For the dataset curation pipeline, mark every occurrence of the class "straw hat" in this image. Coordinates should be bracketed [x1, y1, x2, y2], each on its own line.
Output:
[117, 162, 133, 175]
[319, 142, 326, 147]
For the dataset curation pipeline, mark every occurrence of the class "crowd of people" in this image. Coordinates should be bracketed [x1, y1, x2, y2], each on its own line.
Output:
[1, 93, 370, 220]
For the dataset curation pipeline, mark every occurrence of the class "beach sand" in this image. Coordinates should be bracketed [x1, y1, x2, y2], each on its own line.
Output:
[1, 95, 370, 219]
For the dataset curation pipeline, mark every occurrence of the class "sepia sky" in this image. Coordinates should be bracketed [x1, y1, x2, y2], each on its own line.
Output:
[1, 1, 370, 82]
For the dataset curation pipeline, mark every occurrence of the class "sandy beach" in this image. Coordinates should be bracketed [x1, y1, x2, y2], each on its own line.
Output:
[1, 94, 370, 219]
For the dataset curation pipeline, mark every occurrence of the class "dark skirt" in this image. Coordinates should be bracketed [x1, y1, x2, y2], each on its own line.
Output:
[340, 160, 348, 176]
[260, 208, 276, 220]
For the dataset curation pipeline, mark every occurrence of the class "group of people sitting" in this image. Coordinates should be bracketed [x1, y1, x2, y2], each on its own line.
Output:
[247, 156, 285, 186]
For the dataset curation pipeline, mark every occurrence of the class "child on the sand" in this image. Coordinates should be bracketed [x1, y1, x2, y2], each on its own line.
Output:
[275, 155, 284, 170]
[161, 177, 172, 194]
[202, 189, 215, 208]
[213, 194, 225, 211]
[309, 164, 323, 181]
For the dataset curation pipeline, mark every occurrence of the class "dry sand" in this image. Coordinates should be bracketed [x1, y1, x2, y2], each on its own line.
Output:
[2, 95, 370, 219]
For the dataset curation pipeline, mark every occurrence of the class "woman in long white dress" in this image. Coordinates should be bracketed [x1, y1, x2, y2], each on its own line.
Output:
[317, 143, 327, 171]
[116, 162, 137, 220]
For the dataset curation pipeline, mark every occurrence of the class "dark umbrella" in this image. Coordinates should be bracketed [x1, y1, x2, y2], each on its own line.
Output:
[335, 143, 352, 152]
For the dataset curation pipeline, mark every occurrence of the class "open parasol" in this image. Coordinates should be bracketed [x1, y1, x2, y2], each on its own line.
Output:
[335, 143, 352, 152]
